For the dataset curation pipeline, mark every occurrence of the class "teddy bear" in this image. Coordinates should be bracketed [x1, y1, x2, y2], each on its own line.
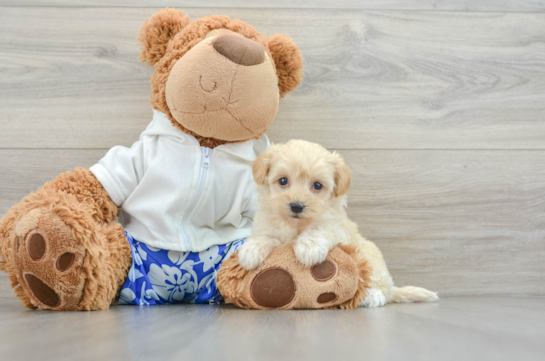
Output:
[0, 8, 370, 311]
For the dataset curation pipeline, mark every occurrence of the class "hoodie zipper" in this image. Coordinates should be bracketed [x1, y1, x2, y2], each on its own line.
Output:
[182, 147, 211, 251]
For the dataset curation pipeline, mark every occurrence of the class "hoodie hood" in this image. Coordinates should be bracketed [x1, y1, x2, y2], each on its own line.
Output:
[142, 109, 269, 160]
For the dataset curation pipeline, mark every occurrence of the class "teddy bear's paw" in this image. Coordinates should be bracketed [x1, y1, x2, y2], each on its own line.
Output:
[218, 243, 369, 310]
[359, 288, 386, 308]
[13, 208, 86, 310]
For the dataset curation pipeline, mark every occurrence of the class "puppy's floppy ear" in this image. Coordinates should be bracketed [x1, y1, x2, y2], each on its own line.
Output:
[333, 153, 352, 197]
[252, 150, 272, 185]
[138, 8, 190, 65]
[267, 34, 304, 98]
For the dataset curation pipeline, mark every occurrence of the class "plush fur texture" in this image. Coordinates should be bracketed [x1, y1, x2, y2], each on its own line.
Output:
[332, 244, 374, 309]
[140, 9, 304, 148]
[238, 140, 439, 307]
[0, 169, 131, 311]
[42, 168, 119, 224]
[138, 8, 191, 66]
[217, 242, 373, 310]
[267, 34, 304, 98]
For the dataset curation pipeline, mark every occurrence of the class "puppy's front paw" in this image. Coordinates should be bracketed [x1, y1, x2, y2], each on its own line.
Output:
[294, 234, 331, 267]
[238, 240, 275, 270]
[359, 288, 386, 308]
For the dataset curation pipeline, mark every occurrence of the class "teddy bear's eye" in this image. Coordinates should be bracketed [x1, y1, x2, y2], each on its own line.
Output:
[313, 182, 323, 190]
[279, 178, 289, 186]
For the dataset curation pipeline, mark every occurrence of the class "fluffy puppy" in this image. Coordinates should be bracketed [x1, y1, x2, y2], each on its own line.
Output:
[238, 140, 438, 307]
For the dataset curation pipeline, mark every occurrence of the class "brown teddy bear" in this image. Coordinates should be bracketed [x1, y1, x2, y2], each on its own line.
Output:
[0, 8, 370, 311]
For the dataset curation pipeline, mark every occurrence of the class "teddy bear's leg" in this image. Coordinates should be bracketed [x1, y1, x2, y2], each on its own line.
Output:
[6, 202, 131, 311]
[217, 243, 373, 310]
[0, 168, 131, 310]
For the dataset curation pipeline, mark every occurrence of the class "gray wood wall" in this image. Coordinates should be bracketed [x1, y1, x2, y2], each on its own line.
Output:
[1, 1, 544, 299]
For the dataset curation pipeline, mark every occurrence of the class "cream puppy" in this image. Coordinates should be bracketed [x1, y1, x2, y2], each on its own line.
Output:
[238, 140, 438, 307]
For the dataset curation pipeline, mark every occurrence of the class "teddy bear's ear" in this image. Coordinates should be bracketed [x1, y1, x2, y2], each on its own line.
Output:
[267, 34, 304, 98]
[137, 8, 190, 66]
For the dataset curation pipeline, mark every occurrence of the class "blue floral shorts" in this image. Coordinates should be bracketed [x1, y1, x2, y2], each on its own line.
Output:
[119, 232, 244, 306]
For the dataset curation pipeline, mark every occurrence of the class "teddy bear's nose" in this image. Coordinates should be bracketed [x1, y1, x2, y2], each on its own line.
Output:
[212, 34, 265, 66]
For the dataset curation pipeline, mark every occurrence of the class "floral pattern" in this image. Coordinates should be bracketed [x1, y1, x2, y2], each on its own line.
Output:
[119, 232, 244, 306]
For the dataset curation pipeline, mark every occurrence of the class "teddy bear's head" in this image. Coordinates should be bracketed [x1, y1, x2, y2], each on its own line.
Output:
[138, 8, 304, 148]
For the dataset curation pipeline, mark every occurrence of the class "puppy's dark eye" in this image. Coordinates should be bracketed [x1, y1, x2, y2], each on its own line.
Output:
[279, 178, 289, 186]
[314, 182, 323, 190]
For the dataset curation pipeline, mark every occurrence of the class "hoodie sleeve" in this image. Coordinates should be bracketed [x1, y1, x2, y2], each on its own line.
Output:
[89, 140, 145, 207]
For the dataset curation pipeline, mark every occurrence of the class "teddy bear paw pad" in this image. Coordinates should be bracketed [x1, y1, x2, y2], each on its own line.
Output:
[317, 292, 338, 304]
[16, 231, 77, 308]
[311, 260, 337, 281]
[250, 267, 295, 308]
[56, 252, 75, 272]
[27, 233, 46, 260]
[24, 273, 60, 308]
[12, 209, 85, 310]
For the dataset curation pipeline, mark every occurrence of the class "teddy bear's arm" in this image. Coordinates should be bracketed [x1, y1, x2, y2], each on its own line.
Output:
[88, 140, 146, 208]
[41, 168, 119, 224]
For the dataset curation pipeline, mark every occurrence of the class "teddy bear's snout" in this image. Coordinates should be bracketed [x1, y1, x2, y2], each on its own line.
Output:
[212, 34, 265, 66]
[164, 31, 279, 141]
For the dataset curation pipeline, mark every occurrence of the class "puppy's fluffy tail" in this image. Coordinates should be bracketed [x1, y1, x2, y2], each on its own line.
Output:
[390, 286, 439, 303]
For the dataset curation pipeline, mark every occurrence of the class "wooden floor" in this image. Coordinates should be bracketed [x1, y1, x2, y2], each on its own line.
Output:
[0, 296, 543, 361]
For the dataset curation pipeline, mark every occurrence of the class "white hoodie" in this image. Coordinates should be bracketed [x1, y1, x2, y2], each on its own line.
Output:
[90, 109, 269, 252]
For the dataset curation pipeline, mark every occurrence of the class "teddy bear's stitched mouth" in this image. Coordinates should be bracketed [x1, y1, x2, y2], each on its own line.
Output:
[199, 75, 217, 93]
[224, 108, 257, 134]
[169, 104, 259, 138]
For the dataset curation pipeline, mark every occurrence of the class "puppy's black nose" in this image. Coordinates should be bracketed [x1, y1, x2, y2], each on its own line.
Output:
[290, 202, 305, 214]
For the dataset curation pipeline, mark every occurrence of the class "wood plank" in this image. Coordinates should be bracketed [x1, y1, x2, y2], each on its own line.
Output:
[342, 149, 545, 296]
[1, 8, 545, 150]
[0, 150, 108, 212]
[1, 149, 544, 296]
[2, 1, 545, 13]
[1, 297, 545, 361]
